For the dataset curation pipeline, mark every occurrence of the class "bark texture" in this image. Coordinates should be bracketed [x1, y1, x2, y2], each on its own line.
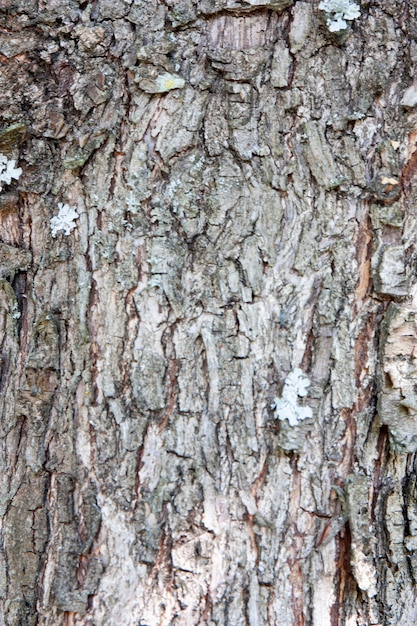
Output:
[1, 0, 417, 624]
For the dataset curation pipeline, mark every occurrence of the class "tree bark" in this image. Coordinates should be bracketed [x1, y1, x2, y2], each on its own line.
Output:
[1, 1, 417, 624]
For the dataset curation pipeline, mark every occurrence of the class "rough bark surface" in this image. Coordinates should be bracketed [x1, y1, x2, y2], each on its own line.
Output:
[1, 1, 417, 625]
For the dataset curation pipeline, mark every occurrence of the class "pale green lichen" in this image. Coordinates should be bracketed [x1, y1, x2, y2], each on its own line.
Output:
[155, 73, 185, 92]
[138, 72, 185, 94]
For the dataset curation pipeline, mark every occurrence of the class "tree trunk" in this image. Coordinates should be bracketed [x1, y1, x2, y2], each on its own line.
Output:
[1, 1, 417, 624]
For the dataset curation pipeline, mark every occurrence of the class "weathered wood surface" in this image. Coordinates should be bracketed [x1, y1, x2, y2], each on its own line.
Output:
[1, 1, 417, 624]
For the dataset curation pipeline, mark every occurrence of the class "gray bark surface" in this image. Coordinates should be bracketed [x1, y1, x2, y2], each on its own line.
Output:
[1, 1, 417, 624]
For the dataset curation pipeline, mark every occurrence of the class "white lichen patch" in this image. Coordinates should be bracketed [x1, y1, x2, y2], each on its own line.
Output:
[50, 202, 79, 237]
[12, 302, 21, 320]
[272, 368, 313, 426]
[319, 0, 360, 32]
[0, 153, 22, 191]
